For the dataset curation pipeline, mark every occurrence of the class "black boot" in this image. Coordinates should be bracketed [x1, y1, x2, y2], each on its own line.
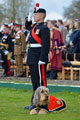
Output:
[24, 105, 33, 110]
[24, 94, 34, 110]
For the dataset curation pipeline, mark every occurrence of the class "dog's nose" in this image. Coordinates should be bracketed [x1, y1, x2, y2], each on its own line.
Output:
[46, 96, 48, 99]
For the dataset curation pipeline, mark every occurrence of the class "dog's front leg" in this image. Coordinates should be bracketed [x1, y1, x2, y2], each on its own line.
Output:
[38, 109, 48, 114]
[30, 109, 38, 115]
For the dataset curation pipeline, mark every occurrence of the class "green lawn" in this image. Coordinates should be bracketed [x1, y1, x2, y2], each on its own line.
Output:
[0, 87, 80, 120]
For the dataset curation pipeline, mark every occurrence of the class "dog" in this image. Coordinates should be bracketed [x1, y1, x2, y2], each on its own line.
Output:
[30, 86, 66, 115]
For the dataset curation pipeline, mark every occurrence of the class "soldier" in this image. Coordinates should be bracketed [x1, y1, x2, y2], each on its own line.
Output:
[14, 23, 26, 77]
[22, 24, 28, 37]
[24, 3, 50, 109]
[0, 24, 12, 77]
[8, 21, 16, 60]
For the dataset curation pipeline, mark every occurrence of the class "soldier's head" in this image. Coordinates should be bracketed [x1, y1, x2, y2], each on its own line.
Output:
[15, 23, 21, 32]
[3, 24, 9, 34]
[33, 3, 46, 23]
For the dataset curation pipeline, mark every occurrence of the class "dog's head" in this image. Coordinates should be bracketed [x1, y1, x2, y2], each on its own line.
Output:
[33, 86, 49, 106]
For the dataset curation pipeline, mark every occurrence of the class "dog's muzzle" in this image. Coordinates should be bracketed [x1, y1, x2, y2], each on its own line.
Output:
[46, 96, 49, 99]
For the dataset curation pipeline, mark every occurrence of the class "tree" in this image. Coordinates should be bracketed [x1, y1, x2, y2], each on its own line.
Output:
[0, 3, 6, 24]
[63, 0, 80, 20]
[0, 0, 34, 24]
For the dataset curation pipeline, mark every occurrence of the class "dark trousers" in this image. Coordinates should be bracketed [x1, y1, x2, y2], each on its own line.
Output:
[1, 52, 8, 74]
[29, 64, 47, 92]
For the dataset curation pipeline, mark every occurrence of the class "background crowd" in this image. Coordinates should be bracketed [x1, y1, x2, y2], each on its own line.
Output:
[0, 18, 80, 79]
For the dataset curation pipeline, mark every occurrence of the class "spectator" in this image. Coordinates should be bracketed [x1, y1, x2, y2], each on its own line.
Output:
[70, 21, 80, 54]
[66, 22, 74, 51]
[48, 22, 65, 79]
[47, 20, 58, 78]
[57, 19, 68, 44]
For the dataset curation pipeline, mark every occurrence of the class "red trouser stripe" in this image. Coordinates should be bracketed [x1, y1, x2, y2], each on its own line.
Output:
[7, 60, 10, 76]
[41, 64, 46, 87]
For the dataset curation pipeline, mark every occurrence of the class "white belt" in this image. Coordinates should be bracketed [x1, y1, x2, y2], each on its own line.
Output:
[27, 43, 42, 48]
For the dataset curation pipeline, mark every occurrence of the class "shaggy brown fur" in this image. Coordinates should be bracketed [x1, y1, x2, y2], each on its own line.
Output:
[30, 86, 49, 115]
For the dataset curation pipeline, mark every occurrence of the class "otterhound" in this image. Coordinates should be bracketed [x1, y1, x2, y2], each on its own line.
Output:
[30, 86, 66, 115]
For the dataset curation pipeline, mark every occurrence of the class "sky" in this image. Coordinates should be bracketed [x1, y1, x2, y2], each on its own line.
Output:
[34, 0, 73, 20]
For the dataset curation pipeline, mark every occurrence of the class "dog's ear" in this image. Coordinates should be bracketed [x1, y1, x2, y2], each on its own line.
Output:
[33, 89, 40, 106]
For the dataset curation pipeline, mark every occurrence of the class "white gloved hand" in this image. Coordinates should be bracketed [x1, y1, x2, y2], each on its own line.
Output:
[0, 25, 4, 32]
[38, 60, 45, 65]
[4, 50, 8, 55]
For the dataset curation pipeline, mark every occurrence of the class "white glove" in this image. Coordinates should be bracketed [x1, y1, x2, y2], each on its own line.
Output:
[38, 60, 45, 65]
[4, 50, 8, 55]
[0, 25, 4, 32]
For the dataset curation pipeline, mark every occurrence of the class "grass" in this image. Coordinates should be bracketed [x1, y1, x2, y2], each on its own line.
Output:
[0, 88, 80, 120]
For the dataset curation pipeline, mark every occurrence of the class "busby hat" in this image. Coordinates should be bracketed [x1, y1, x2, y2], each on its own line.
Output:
[34, 3, 46, 14]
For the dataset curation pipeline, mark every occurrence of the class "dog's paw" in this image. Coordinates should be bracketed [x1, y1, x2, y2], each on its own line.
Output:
[38, 109, 48, 114]
[30, 109, 38, 115]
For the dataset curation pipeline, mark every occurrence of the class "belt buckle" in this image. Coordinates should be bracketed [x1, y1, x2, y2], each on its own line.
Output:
[27, 43, 31, 48]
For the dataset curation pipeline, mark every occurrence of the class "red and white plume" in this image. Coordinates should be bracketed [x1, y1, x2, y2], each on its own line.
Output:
[36, 3, 39, 11]
[34, 3, 39, 12]
[34, 7, 36, 11]
[36, 3, 39, 7]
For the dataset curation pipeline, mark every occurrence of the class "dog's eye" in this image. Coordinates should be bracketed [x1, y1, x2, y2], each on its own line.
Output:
[46, 90, 49, 93]
[41, 90, 44, 93]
